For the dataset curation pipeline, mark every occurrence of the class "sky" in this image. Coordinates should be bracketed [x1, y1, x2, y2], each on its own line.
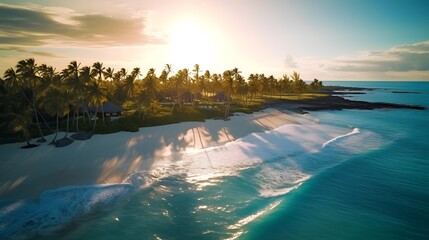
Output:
[0, 0, 428, 80]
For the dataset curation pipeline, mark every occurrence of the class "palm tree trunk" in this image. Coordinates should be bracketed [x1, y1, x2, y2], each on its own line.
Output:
[177, 90, 181, 110]
[32, 94, 46, 142]
[101, 104, 105, 125]
[92, 109, 98, 131]
[37, 110, 55, 133]
[50, 113, 59, 144]
[75, 111, 80, 132]
[65, 112, 70, 138]
[19, 89, 54, 134]
[85, 105, 92, 124]
[137, 102, 143, 118]
[224, 101, 230, 118]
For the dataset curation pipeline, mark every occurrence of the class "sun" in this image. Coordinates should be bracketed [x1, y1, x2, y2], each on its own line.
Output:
[169, 20, 218, 68]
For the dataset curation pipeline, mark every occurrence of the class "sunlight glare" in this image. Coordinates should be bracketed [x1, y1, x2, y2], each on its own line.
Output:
[169, 20, 218, 68]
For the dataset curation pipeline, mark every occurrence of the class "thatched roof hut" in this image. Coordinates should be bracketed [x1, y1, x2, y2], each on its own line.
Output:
[91, 102, 123, 117]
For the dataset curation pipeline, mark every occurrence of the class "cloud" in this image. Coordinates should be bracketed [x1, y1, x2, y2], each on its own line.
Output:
[0, 47, 63, 58]
[0, 3, 165, 47]
[327, 41, 429, 72]
[283, 55, 297, 68]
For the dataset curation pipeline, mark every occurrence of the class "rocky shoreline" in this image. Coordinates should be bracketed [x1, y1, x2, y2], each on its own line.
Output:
[269, 87, 425, 113]
[278, 95, 425, 113]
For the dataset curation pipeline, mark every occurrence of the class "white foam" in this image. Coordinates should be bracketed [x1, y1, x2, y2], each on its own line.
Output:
[147, 122, 357, 196]
[0, 116, 364, 239]
[227, 199, 282, 231]
[254, 161, 312, 198]
[0, 184, 133, 239]
[322, 128, 360, 148]
[259, 182, 304, 198]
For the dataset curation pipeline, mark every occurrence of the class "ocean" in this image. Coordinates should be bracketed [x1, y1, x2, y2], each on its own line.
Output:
[1, 81, 428, 240]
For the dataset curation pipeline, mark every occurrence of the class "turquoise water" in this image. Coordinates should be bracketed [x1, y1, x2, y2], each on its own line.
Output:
[1, 82, 428, 240]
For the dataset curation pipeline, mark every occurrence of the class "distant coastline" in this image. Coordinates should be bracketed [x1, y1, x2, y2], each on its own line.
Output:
[267, 87, 425, 113]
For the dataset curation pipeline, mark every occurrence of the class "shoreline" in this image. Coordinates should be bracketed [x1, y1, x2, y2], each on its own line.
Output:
[0, 91, 425, 200]
[0, 108, 300, 200]
[268, 95, 425, 113]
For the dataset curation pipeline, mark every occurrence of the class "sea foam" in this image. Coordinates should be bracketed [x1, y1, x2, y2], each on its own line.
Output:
[322, 128, 360, 148]
[0, 184, 134, 239]
[154, 123, 361, 198]
[0, 119, 362, 239]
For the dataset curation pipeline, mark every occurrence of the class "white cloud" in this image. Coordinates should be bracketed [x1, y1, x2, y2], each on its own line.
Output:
[0, 3, 166, 48]
[327, 41, 429, 73]
[283, 55, 297, 69]
[276, 41, 429, 80]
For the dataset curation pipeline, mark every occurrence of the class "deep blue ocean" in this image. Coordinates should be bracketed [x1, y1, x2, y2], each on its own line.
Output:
[1, 81, 428, 240]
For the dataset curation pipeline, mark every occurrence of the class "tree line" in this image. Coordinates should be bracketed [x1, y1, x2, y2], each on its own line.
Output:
[0, 58, 322, 147]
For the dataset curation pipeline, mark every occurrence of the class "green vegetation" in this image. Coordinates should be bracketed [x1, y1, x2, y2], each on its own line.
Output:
[0, 59, 323, 146]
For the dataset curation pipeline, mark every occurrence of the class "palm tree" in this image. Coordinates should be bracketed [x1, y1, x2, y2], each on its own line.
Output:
[79, 66, 93, 85]
[259, 73, 269, 96]
[16, 58, 46, 142]
[165, 64, 172, 76]
[248, 73, 260, 101]
[101, 67, 116, 101]
[223, 70, 234, 117]
[7, 108, 36, 148]
[3, 68, 20, 95]
[112, 68, 128, 104]
[91, 62, 105, 82]
[103, 67, 114, 81]
[63, 61, 86, 132]
[192, 64, 201, 83]
[123, 67, 139, 102]
[79, 66, 94, 122]
[231, 67, 242, 81]
[164, 64, 174, 100]
[200, 70, 210, 97]
[119, 68, 128, 83]
[141, 68, 158, 118]
[60, 88, 74, 139]
[310, 78, 323, 95]
[131, 67, 141, 80]
[291, 71, 306, 99]
[181, 68, 192, 102]
[279, 74, 292, 98]
[173, 69, 187, 110]
[234, 74, 248, 104]
[267, 75, 277, 97]
[210, 73, 222, 97]
[191, 64, 201, 103]
[87, 79, 107, 128]
[158, 70, 168, 101]
[37, 64, 61, 133]
[143, 68, 158, 100]
[39, 82, 68, 144]
[231, 67, 247, 102]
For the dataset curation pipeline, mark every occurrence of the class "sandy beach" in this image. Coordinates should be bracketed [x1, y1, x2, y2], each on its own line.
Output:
[0, 108, 299, 200]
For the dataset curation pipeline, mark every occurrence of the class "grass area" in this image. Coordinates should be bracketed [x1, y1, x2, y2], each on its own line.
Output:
[81, 100, 265, 135]
[264, 93, 330, 100]
[2, 94, 328, 143]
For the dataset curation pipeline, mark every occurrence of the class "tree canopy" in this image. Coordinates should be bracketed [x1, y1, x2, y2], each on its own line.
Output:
[0, 58, 323, 147]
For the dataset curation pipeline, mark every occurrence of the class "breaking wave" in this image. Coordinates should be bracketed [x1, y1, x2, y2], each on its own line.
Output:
[0, 120, 365, 239]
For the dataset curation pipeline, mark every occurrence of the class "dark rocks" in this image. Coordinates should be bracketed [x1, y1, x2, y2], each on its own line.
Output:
[392, 91, 421, 94]
[70, 131, 93, 140]
[273, 96, 425, 112]
[54, 138, 74, 147]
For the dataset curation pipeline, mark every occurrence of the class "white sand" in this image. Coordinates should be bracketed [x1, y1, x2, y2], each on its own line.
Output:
[0, 109, 302, 200]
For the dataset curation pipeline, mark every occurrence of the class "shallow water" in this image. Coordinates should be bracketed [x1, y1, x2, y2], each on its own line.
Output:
[1, 81, 428, 240]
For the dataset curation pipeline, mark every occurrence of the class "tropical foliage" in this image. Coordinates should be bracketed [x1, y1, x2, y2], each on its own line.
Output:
[0, 59, 323, 147]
